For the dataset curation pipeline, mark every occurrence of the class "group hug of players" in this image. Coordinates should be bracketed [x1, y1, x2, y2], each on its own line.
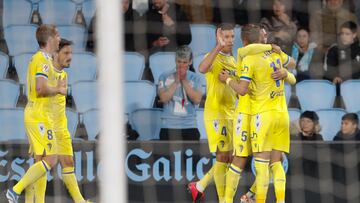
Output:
[187, 23, 297, 203]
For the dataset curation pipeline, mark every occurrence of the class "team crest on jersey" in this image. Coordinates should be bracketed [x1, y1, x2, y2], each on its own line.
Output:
[213, 120, 219, 132]
[42, 64, 49, 73]
[38, 123, 45, 136]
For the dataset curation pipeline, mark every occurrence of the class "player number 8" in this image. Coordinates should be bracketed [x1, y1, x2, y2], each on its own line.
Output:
[47, 130, 53, 140]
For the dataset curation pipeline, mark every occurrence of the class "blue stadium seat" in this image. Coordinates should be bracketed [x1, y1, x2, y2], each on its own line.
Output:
[196, 109, 207, 139]
[0, 52, 9, 79]
[58, 25, 87, 51]
[3, 0, 32, 27]
[0, 108, 26, 141]
[192, 53, 206, 74]
[232, 26, 243, 57]
[316, 108, 346, 141]
[82, 108, 99, 141]
[296, 80, 336, 111]
[0, 79, 20, 108]
[124, 81, 156, 114]
[288, 108, 301, 122]
[39, 0, 77, 25]
[189, 24, 216, 56]
[13, 53, 34, 85]
[149, 52, 176, 83]
[124, 52, 145, 81]
[4, 25, 38, 56]
[285, 82, 291, 105]
[71, 80, 98, 113]
[67, 52, 97, 85]
[81, 0, 96, 28]
[66, 108, 78, 138]
[129, 108, 162, 140]
[340, 80, 360, 113]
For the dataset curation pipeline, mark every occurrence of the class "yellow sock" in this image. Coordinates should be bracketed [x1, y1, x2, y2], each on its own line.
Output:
[13, 160, 50, 194]
[224, 164, 242, 203]
[197, 166, 214, 192]
[34, 173, 47, 203]
[214, 161, 228, 202]
[249, 181, 256, 194]
[254, 158, 270, 203]
[271, 161, 286, 203]
[62, 167, 85, 203]
[24, 184, 34, 203]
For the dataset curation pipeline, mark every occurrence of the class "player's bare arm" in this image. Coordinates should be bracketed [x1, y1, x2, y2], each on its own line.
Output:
[198, 28, 225, 74]
[218, 69, 249, 96]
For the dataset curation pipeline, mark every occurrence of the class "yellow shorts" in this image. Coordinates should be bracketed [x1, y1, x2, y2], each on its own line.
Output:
[55, 130, 73, 156]
[251, 111, 290, 153]
[233, 113, 252, 157]
[205, 118, 233, 153]
[25, 121, 57, 156]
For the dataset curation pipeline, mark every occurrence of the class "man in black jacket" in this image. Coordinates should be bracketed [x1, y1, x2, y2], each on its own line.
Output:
[144, 0, 191, 53]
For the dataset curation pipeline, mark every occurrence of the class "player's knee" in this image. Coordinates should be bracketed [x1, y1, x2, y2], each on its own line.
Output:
[43, 155, 58, 168]
[59, 156, 74, 167]
[216, 152, 231, 163]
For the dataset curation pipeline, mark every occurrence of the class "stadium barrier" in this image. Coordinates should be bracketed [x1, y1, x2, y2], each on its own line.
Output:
[0, 141, 359, 202]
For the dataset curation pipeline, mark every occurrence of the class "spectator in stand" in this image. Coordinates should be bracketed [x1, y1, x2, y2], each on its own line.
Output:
[324, 21, 360, 85]
[309, 0, 359, 55]
[291, 27, 325, 82]
[86, 0, 141, 52]
[143, 0, 191, 54]
[212, 0, 249, 25]
[158, 45, 202, 140]
[260, 0, 298, 54]
[333, 113, 360, 141]
[292, 111, 323, 141]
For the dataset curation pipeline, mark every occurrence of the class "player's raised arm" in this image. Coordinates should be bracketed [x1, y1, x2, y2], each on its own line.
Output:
[198, 28, 225, 74]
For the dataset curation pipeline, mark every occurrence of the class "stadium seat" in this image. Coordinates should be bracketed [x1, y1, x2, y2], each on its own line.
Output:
[39, 0, 77, 25]
[285, 82, 291, 105]
[0, 52, 9, 79]
[82, 108, 99, 141]
[13, 53, 34, 85]
[124, 52, 145, 81]
[149, 52, 176, 83]
[316, 108, 346, 141]
[189, 24, 216, 56]
[4, 25, 39, 56]
[124, 81, 156, 114]
[196, 109, 207, 139]
[66, 108, 78, 138]
[58, 25, 87, 51]
[71, 80, 98, 113]
[192, 53, 206, 74]
[3, 0, 32, 27]
[340, 80, 360, 113]
[296, 80, 336, 111]
[129, 108, 162, 140]
[67, 52, 97, 85]
[81, 0, 96, 28]
[0, 108, 26, 141]
[288, 108, 301, 122]
[232, 26, 243, 57]
[0, 79, 20, 108]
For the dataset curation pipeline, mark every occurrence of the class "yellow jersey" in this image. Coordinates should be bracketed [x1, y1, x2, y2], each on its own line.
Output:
[48, 68, 68, 132]
[204, 52, 237, 119]
[25, 51, 56, 122]
[240, 51, 290, 114]
[235, 44, 273, 115]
